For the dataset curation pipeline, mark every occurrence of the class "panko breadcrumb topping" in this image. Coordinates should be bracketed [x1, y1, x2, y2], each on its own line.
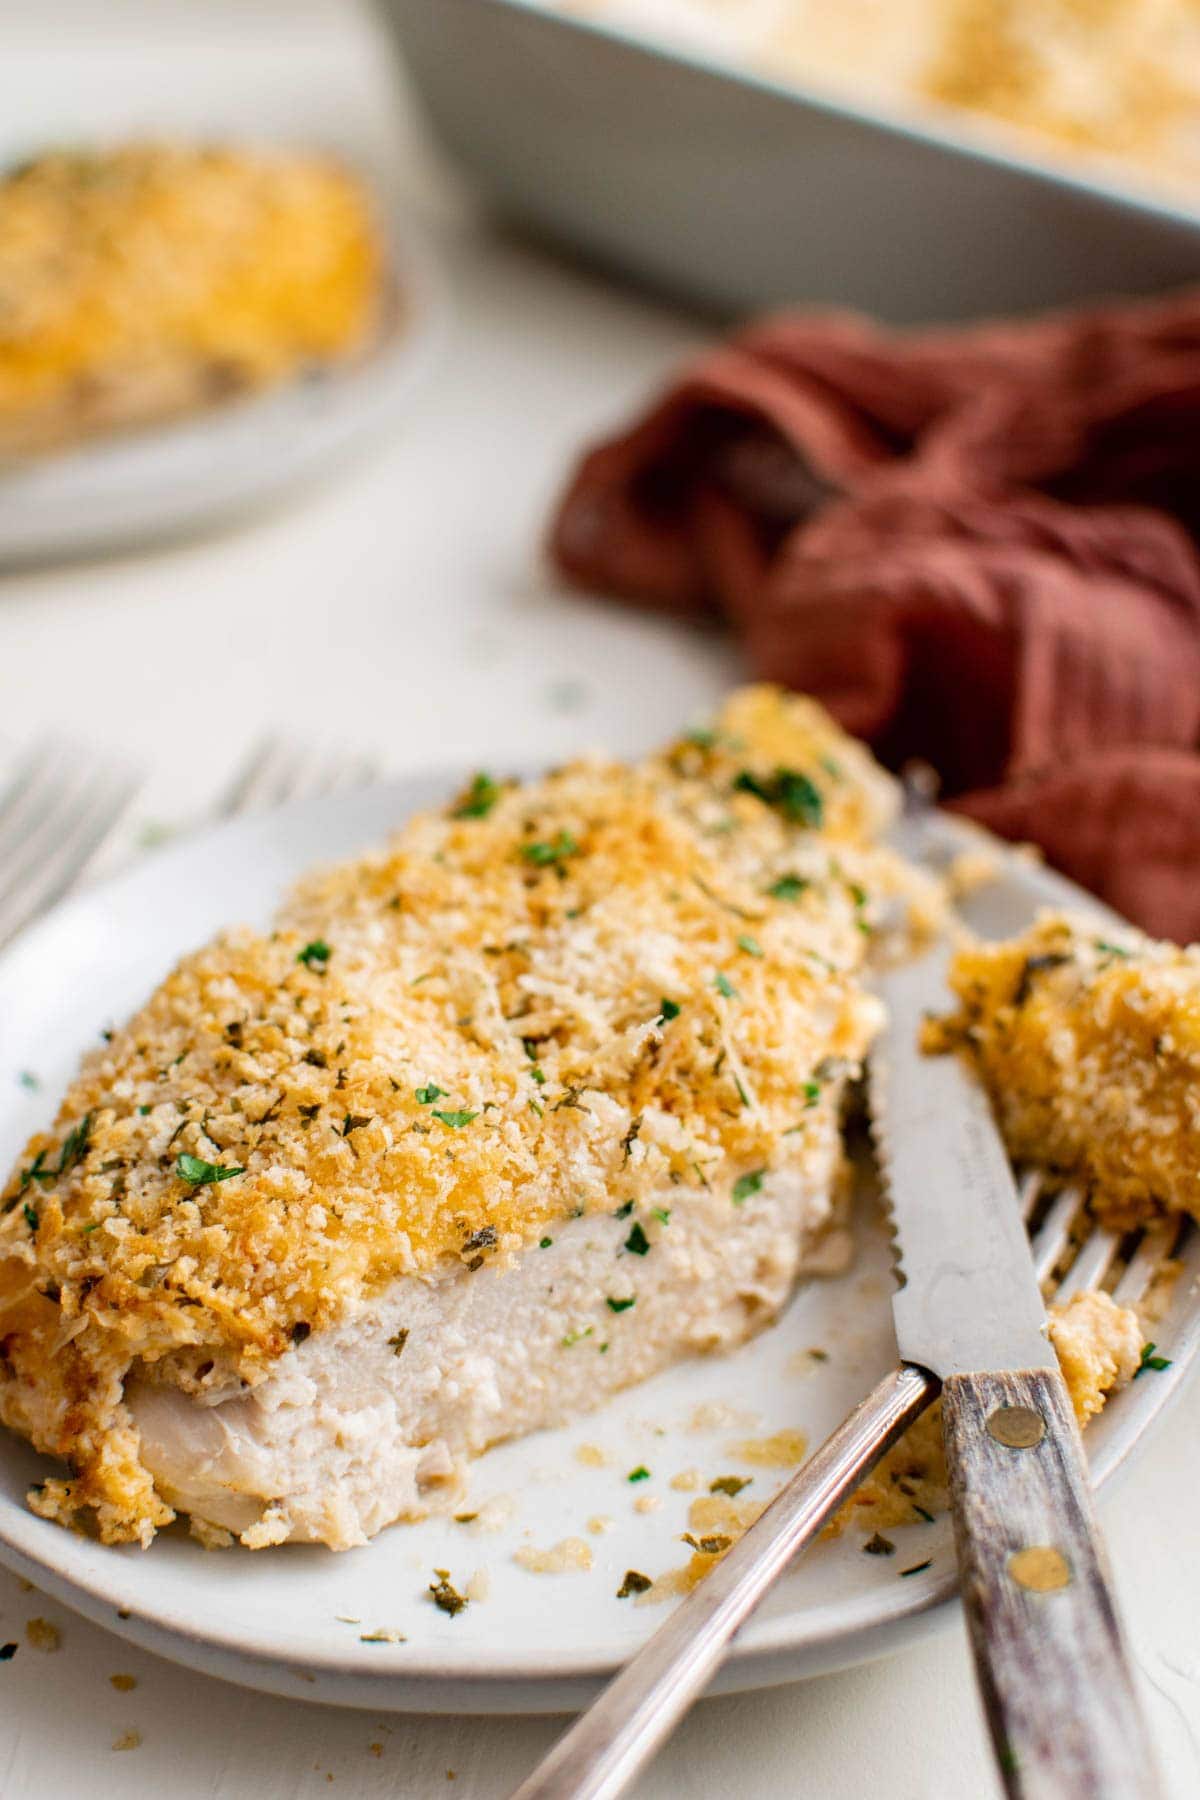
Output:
[939, 910, 1200, 1225]
[0, 686, 930, 1546]
[0, 144, 383, 456]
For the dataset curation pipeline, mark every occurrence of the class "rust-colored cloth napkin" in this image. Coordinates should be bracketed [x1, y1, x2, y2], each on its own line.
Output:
[550, 291, 1200, 940]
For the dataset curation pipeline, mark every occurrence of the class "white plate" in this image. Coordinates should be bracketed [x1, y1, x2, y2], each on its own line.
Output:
[0, 773, 1195, 1714]
[0, 218, 445, 567]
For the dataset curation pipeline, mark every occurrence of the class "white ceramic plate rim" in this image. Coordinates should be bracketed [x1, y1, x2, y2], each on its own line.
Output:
[0, 773, 1194, 1711]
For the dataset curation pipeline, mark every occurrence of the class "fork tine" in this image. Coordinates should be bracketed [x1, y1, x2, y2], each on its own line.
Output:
[218, 739, 378, 817]
[214, 738, 299, 817]
[1030, 1184, 1085, 1284]
[0, 742, 75, 872]
[1054, 1227, 1121, 1304]
[1112, 1220, 1183, 1309]
[1019, 1168, 1044, 1222]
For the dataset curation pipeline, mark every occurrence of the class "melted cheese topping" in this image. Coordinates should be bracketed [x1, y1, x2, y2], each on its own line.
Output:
[0, 686, 919, 1544]
[940, 910, 1200, 1224]
[0, 144, 382, 455]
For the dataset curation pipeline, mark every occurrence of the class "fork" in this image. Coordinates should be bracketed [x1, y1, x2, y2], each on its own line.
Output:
[0, 735, 378, 952]
[510, 1174, 1186, 1800]
[0, 742, 140, 951]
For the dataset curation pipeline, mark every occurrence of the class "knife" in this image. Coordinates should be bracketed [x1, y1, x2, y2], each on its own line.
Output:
[509, 942, 1161, 1800]
[870, 942, 1161, 1800]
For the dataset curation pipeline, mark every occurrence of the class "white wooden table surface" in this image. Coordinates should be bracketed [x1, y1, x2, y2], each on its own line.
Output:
[0, 3, 1197, 1795]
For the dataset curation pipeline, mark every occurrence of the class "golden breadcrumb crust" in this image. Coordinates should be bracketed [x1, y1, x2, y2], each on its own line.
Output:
[0, 144, 383, 455]
[0, 686, 921, 1545]
[940, 910, 1200, 1225]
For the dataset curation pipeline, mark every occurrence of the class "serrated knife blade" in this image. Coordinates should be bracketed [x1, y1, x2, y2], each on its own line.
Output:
[869, 942, 1053, 1379]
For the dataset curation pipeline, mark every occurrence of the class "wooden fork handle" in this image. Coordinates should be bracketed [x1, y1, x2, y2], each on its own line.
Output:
[941, 1367, 1162, 1800]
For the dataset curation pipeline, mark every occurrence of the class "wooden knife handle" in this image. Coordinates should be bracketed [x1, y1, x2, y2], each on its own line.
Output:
[941, 1367, 1161, 1800]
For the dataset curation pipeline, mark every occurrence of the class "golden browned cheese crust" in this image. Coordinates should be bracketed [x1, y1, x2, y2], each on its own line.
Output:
[0, 144, 383, 456]
[941, 910, 1200, 1225]
[0, 686, 921, 1545]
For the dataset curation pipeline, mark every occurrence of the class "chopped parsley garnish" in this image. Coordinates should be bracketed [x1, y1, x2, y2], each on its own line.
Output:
[624, 1222, 651, 1256]
[342, 1113, 372, 1137]
[520, 831, 579, 867]
[684, 728, 717, 750]
[767, 873, 808, 901]
[620, 1115, 642, 1162]
[296, 939, 331, 969]
[1135, 1342, 1172, 1376]
[733, 1073, 750, 1107]
[613, 1199, 635, 1219]
[803, 1081, 822, 1107]
[616, 1569, 652, 1598]
[912, 1503, 936, 1524]
[415, 1083, 445, 1105]
[539, 1236, 553, 1249]
[1095, 940, 1131, 959]
[431, 1109, 477, 1129]
[899, 1560, 932, 1578]
[709, 1475, 751, 1498]
[137, 1104, 151, 1116]
[658, 997, 681, 1020]
[388, 1329, 409, 1356]
[562, 1326, 594, 1348]
[17, 1071, 38, 1091]
[22, 1202, 38, 1233]
[731, 1169, 765, 1205]
[176, 1153, 245, 1186]
[428, 1570, 468, 1617]
[453, 772, 502, 819]
[734, 766, 823, 827]
[863, 1532, 895, 1556]
[627, 1466, 650, 1483]
[57, 1114, 92, 1178]
[0, 1643, 15, 1662]
[713, 971, 738, 1000]
[606, 1296, 636, 1313]
[651, 1207, 671, 1225]
[736, 934, 764, 958]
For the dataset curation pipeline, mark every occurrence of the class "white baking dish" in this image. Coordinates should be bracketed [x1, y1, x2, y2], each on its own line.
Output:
[377, 0, 1200, 321]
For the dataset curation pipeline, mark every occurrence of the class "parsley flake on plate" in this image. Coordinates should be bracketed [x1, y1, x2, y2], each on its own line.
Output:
[624, 1222, 651, 1256]
[432, 1109, 477, 1129]
[520, 831, 579, 867]
[415, 1083, 445, 1105]
[176, 1153, 245, 1187]
[767, 873, 808, 901]
[453, 772, 502, 819]
[732, 1169, 765, 1205]
[296, 939, 331, 969]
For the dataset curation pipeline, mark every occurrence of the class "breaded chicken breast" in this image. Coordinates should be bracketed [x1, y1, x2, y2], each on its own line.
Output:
[0, 144, 382, 457]
[0, 687, 934, 1550]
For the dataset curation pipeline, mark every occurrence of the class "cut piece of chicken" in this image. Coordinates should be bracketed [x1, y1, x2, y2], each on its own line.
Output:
[0, 685, 939, 1548]
[938, 910, 1200, 1226]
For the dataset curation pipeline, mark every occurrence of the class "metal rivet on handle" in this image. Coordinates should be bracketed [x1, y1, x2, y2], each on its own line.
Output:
[1009, 1546, 1072, 1592]
[986, 1405, 1046, 1449]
